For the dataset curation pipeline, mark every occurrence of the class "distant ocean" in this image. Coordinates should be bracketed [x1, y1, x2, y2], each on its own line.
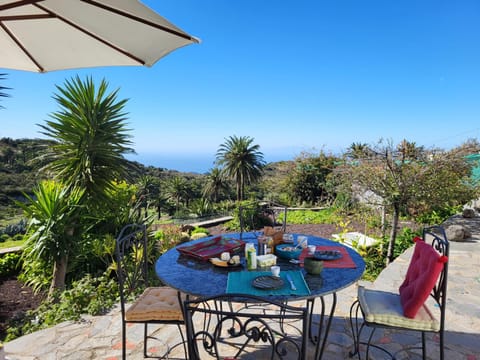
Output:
[126, 153, 216, 174]
[127, 152, 295, 174]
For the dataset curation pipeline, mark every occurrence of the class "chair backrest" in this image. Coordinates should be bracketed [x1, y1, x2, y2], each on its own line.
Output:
[183, 293, 308, 360]
[423, 225, 449, 325]
[115, 223, 148, 318]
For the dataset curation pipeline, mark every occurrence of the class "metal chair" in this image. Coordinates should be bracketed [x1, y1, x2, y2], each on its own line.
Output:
[115, 223, 187, 359]
[183, 293, 308, 360]
[349, 225, 449, 360]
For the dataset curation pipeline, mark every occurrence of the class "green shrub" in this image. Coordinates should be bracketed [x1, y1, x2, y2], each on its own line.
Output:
[154, 224, 187, 253]
[13, 233, 24, 241]
[287, 208, 340, 224]
[192, 227, 209, 235]
[191, 232, 208, 240]
[393, 227, 421, 258]
[353, 227, 421, 281]
[0, 252, 22, 277]
[415, 205, 461, 225]
[5, 273, 118, 342]
[0, 234, 9, 243]
[1, 219, 27, 237]
[355, 240, 385, 281]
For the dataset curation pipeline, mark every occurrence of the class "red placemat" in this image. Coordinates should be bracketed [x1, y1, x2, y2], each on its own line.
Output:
[299, 245, 356, 268]
[177, 236, 245, 261]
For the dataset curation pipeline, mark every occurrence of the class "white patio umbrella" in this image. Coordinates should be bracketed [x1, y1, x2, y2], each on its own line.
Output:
[0, 0, 199, 72]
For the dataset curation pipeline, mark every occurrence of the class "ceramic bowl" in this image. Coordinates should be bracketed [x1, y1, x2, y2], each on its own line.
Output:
[304, 257, 323, 275]
[275, 244, 303, 260]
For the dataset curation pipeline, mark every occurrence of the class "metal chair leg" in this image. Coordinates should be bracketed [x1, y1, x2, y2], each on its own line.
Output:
[422, 331, 426, 360]
[122, 321, 127, 360]
[349, 299, 362, 359]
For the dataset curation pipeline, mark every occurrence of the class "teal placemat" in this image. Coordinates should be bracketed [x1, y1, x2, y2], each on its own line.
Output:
[227, 270, 310, 296]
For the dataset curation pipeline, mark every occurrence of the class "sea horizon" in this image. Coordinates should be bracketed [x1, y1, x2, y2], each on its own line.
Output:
[127, 152, 297, 174]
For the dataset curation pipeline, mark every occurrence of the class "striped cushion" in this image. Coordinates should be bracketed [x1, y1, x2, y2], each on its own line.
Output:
[125, 287, 185, 322]
[358, 286, 440, 332]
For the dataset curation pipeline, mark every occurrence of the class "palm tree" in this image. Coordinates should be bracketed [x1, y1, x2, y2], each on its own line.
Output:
[166, 176, 189, 212]
[202, 167, 230, 202]
[215, 135, 265, 201]
[136, 175, 158, 215]
[0, 73, 11, 109]
[38, 76, 134, 201]
[346, 142, 371, 160]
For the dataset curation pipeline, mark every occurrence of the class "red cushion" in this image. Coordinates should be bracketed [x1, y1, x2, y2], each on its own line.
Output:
[399, 237, 448, 318]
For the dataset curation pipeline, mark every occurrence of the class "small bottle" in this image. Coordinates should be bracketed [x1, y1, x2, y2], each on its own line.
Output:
[245, 243, 254, 258]
[265, 236, 273, 254]
[257, 236, 266, 256]
[247, 245, 257, 270]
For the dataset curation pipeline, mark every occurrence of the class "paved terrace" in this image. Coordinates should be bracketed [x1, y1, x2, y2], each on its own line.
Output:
[4, 222, 480, 359]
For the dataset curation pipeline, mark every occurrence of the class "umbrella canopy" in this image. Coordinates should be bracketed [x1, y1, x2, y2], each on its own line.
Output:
[0, 0, 199, 72]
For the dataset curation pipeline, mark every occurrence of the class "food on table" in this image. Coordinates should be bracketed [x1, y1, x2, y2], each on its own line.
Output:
[210, 254, 241, 267]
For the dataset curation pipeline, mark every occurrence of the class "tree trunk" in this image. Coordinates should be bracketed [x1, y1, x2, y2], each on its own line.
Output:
[236, 180, 242, 201]
[386, 203, 400, 265]
[48, 255, 68, 298]
[381, 204, 387, 238]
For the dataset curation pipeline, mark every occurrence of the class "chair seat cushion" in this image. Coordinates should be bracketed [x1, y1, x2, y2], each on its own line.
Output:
[125, 286, 185, 322]
[358, 286, 440, 332]
[399, 237, 448, 318]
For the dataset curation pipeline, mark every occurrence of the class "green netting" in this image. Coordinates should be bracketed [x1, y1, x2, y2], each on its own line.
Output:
[466, 154, 480, 183]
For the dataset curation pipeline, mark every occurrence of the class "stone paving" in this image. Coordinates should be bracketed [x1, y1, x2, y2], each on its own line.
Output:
[4, 228, 480, 359]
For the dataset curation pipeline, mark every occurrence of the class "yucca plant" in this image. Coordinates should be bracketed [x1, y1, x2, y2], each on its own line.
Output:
[37, 76, 135, 202]
[18, 180, 84, 297]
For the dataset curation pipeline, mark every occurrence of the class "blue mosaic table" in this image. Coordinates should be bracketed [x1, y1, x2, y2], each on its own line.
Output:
[155, 232, 366, 360]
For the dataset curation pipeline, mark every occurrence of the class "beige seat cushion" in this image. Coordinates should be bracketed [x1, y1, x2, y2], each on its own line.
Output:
[125, 286, 186, 322]
[358, 286, 440, 332]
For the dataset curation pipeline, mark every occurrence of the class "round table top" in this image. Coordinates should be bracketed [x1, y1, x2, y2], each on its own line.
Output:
[155, 232, 365, 301]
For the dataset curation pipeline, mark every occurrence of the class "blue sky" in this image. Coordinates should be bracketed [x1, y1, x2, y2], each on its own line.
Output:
[1, 0, 480, 173]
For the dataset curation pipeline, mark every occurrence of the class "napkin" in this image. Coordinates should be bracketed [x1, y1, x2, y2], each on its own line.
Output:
[227, 270, 310, 296]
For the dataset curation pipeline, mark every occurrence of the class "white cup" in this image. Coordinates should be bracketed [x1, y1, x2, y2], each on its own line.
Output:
[308, 245, 316, 255]
[271, 265, 280, 277]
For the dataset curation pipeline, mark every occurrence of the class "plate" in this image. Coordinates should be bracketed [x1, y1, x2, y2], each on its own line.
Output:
[252, 275, 285, 290]
[314, 250, 342, 261]
[209, 258, 242, 268]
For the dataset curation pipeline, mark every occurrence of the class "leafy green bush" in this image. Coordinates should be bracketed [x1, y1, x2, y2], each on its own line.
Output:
[0, 252, 22, 277]
[286, 208, 340, 224]
[12, 233, 24, 241]
[352, 226, 421, 281]
[0, 219, 27, 237]
[154, 224, 188, 253]
[192, 227, 209, 235]
[5, 273, 118, 342]
[355, 241, 385, 281]
[191, 232, 208, 240]
[0, 234, 9, 243]
[415, 205, 461, 225]
[393, 227, 421, 258]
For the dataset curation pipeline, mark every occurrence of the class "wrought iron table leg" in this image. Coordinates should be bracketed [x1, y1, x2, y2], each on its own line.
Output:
[308, 293, 337, 360]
